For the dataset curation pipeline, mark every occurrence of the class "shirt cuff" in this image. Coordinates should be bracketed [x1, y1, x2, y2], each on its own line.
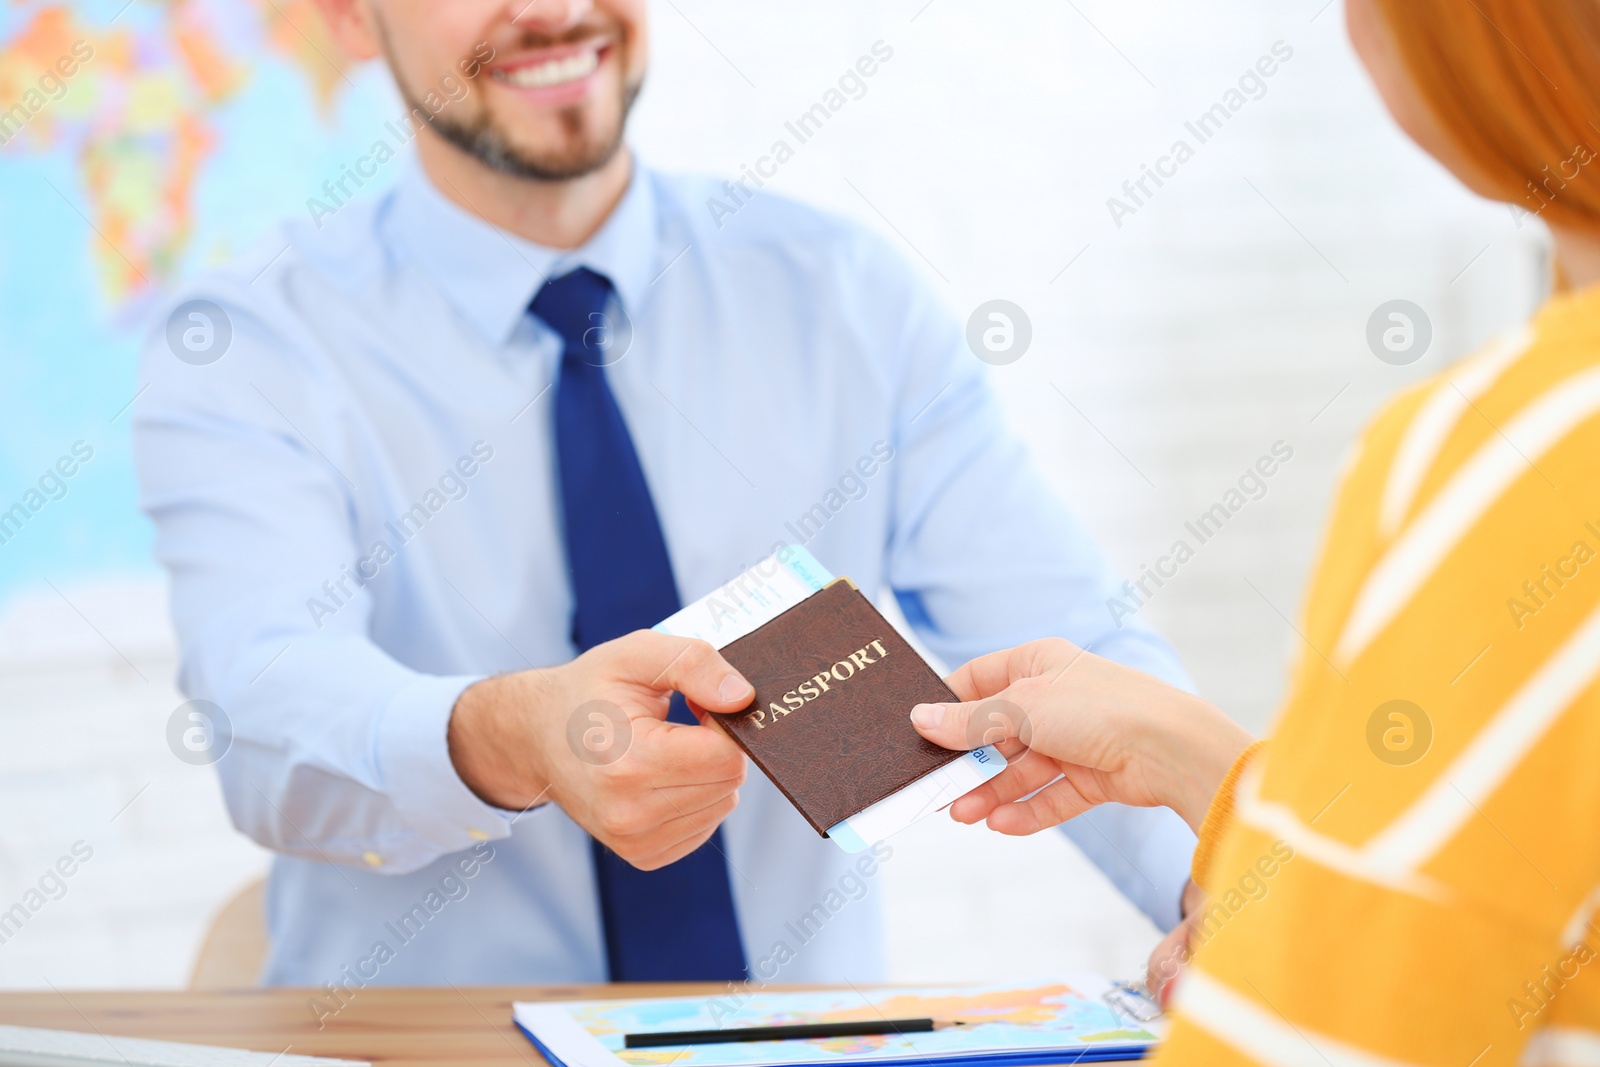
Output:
[1190, 739, 1270, 892]
[377, 672, 518, 857]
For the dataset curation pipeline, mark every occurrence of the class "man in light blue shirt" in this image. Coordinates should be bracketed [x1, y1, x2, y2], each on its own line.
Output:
[135, 0, 1196, 990]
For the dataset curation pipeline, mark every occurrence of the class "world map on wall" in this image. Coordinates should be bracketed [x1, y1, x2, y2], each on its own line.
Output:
[0, 0, 393, 607]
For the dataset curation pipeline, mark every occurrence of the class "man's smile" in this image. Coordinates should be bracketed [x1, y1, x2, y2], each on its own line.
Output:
[489, 39, 612, 101]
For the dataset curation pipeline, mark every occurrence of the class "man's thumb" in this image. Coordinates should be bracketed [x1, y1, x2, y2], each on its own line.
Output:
[623, 631, 754, 716]
[910, 697, 1028, 751]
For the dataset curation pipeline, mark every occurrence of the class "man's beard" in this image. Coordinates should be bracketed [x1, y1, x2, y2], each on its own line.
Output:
[411, 77, 641, 182]
[376, 11, 641, 184]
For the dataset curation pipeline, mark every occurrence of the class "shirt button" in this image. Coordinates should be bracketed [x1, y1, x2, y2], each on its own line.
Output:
[467, 829, 490, 840]
[362, 851, 382, 867]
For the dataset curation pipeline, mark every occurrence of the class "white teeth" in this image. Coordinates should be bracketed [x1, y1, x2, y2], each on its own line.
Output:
[497, 48, 600, 88]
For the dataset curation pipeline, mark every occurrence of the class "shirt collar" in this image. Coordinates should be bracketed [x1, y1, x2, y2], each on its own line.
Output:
[385, 155, 661, 348]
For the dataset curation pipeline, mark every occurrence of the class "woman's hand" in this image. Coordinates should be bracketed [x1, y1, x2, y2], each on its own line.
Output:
[1146, 880, 1206, 1008]
[909, 638, 1252, 836]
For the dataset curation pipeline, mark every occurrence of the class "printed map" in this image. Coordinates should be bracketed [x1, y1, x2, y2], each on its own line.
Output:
[557, 983, 1156, 1066]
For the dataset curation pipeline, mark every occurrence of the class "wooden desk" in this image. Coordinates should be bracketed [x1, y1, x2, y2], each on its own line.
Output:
[0, 985, 709, 1066]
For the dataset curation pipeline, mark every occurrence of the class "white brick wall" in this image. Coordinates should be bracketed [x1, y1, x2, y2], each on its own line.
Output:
[634, 0, 1545, 727]
[0, 581, 270, 987]
[0, 0, 1546, 987]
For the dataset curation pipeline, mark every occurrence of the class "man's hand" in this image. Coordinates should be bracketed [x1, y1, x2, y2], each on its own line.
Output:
[447, 630, 754, 870]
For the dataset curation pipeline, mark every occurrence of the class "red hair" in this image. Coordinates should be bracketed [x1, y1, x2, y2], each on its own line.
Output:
[1374, 0, 1600, 233]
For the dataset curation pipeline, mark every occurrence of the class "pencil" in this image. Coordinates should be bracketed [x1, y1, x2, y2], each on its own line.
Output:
[623, 1018, 963, 1048]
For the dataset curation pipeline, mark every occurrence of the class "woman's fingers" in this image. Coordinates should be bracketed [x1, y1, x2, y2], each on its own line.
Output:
[985, 775, 1097, 835]
[942, 646, 1031, 704]
[947, 748, 1061, 823]
[910, 695, 1032, 753]
[1146, 908, 1199, 1008]
[941, 638, 1089, 703]
[926, 639, 1170, 835]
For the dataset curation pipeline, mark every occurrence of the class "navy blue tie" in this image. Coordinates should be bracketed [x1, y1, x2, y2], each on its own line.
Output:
[534, 267, 749, 982]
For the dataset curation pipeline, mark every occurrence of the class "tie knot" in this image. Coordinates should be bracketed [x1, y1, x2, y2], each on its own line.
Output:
[530, 267, 623, 366]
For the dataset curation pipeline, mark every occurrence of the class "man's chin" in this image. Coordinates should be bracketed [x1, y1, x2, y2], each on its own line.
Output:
[499, 132, 628, 182]
[428, 112, 627, 183]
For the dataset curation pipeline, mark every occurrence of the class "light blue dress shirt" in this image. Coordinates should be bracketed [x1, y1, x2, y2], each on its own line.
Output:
[134, 156, 1197, 987]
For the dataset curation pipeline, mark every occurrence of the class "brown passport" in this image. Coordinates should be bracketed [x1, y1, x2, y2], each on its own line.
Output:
[711, 579, 962, 837]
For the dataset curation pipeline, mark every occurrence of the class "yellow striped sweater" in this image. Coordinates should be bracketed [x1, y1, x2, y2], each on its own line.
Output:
[1160, 283, 1600, 1066]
